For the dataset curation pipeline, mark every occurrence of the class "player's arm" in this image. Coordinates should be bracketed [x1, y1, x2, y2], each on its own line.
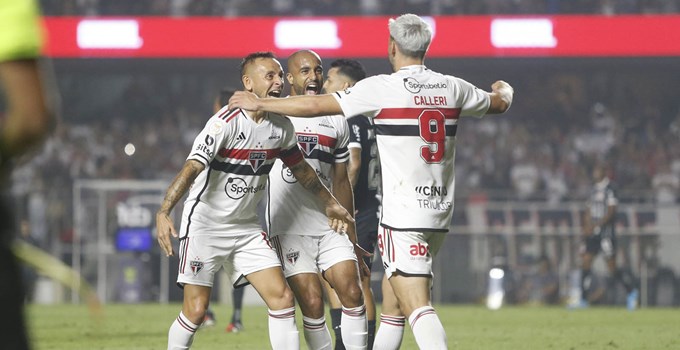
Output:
[0, 59, 55, 163]
[156, 159, 204, 257]
[347, 148, 361, 188]
[486, 80, 514, 114]
[229, 91, 343, 118]
[288, 159, 354, 232]
[582, 206, 593, 236]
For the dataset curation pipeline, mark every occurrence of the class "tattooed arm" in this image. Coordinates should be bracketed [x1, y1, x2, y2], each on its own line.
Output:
[156, 159, 204, 257]
[288, 159, 354, 233]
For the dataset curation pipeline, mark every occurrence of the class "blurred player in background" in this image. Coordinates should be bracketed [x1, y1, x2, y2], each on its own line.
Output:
[156, 51, 353, 350]
[266, 50, 368, 350]
[0, 0, 56, 349]
[228, 14, 513, 349]
[575, 163, 638, 310]
[200, 87, 247, 333]
[319, 59, 380, 350]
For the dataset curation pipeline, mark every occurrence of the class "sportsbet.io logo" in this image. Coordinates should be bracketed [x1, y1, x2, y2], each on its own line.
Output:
[225, 177, 265, 199]
[403, 77, 447, 94]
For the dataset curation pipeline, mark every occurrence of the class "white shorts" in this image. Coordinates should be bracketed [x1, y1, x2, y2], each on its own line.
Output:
[270, 233, 356, 278]
[377, 227, 446, 279]
[177, 231, 281, 288]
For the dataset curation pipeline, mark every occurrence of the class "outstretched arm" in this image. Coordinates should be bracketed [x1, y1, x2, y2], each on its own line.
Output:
[487, 80, 514, 114]
[229, 91, 343, 118]
[288, 159, 354, 232]
[156, 159, 204, 257]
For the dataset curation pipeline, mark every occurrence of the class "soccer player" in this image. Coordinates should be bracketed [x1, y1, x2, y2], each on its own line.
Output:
[266, 50, 368, 350]
[575, 163, 638, 310]
[0, 0, 56, 349]
[200, 87, 247, 332]
[319, 59, 380, 350]
[228, 14, 513, 349]
[156, 52, 354, 350]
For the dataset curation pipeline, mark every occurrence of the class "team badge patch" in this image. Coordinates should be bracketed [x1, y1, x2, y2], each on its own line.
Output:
[286, 249, 300, 266]
[190, 259, 204, 276]
[248, 151, 267, 172]
[297, 133, 318, 156]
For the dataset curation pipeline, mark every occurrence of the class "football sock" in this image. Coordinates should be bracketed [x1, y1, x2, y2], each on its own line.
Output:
[341, 304, 368, 350]
[168, 312, 198, 350]
[303, 315, 332, 350]
[367, 319, 376, 349]
[373, 314, 404, 350]
[232, 287, 245, 322]
[408, 306, 447, 350]
[581, 269, 592, 301]
[330, 308, 345, 350]
[268, 307, 299, 350]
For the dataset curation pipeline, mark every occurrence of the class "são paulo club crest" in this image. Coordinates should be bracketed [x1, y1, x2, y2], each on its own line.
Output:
[297, 133, 318, 156]
[248, 151, 267, 172]
[190, 259, 204, 276]
[286, 248, 300, 266]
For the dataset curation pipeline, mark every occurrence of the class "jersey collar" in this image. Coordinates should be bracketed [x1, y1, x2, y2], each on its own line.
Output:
[397, 65, 427, 74]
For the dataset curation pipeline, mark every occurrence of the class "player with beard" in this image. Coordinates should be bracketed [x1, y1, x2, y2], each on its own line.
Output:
[156, 51, 353, 350]
[266, 50, 369, 350]
[228, 15, 513, 349]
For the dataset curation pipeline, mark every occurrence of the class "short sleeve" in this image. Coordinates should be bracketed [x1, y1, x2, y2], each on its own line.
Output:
[452, 77, 491, 118]
[332, 76, 382, 119]
[347, 117, 363, 150]
[187, 117, 230, 166]
[332, 116, 350, 163]
[0, 0, 43, 62]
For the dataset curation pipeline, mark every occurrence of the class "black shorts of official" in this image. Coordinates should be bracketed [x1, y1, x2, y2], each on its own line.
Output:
[582, 226, 617, 258]
[355, 211, 379, 270]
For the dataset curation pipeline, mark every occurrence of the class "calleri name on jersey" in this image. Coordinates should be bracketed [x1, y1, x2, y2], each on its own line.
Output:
[333, 65, 490, 232]
[182, 108, 302, 237]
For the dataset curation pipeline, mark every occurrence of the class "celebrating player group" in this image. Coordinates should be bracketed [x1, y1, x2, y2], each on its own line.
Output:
[157, 13, 513, 350]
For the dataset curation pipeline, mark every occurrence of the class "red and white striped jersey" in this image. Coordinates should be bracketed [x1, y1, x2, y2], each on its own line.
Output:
[333, 65, 490, 232]
[266, 115, 350, 236]
[180, 108, 303, 237]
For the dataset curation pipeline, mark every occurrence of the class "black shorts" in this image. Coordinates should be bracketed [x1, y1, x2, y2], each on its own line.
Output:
[355, 211, 379, 269]
[582, 226, 617, 258]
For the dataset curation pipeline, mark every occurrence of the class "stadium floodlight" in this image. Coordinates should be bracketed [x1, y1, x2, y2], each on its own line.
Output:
[486, 267, 505, 310]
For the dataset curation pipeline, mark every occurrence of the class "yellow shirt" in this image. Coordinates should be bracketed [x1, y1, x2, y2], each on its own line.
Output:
[0, 0, 43, 62]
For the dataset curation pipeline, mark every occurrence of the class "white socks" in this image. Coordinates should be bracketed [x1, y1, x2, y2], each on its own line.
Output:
[408, 306, 447, 350]
[268, 307, 300, 350]
[302, 315, 332, 350]
[373, 314, 405, 350]
[341, 304, 368, 349]
[167, 312, 199, 350]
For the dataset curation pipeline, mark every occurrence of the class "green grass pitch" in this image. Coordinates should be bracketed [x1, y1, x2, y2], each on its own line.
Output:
[27, 303, 680, 349]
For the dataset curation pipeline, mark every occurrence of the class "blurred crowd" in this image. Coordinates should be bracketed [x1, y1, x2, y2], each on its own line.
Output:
[39, 0, 680, 16]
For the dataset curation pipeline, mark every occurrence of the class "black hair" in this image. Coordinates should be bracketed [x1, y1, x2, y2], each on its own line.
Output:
[329, 59, 366, 83]
[240, 51, 277, 77]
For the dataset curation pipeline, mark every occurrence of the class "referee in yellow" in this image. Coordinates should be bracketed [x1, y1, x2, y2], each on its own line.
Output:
[1, 0, 55, 348]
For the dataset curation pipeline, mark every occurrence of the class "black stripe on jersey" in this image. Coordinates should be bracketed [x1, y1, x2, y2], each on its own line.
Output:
[209, 159, 273, 176]
[183, 168, 213, 239]
[334, 146, 349, 156]
[380, 222, 448, 233]
[190, 152, 210, 164]
[375, 124, 457, 137]
[305, 149, 335, 164]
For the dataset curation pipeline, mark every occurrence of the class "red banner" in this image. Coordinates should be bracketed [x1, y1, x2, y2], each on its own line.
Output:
[43, 15, 680, 58]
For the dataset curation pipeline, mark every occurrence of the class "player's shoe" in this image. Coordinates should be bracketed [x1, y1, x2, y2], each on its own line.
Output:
[627, 289, 639, 311]
[202, 310, 216, 328]
[567, 299, 589, 310]
[226, 321, 244, 333]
